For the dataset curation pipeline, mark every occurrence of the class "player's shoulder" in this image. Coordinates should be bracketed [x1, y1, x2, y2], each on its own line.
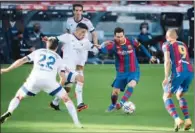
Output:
[67, 17, 74, 22]
[176, 41, 185, 45]
[127, 37, 139, 44]
[82, 17, 91, 22]
[162, 41, 170, 52]
[162, 41, 170, 46]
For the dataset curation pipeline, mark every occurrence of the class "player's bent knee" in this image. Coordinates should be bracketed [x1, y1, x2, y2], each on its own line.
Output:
[16, 95, 24, 101]
[163, 93, 172, 101]
[76, 75, 84, 83]
[176, 92, 184, 100]
[112, 89, 120, 95]
[128, 80, 137, 88]
[61, 94, 70, 103]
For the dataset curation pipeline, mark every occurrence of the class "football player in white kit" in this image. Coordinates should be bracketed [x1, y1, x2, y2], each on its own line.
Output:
[0, 37, 83, 128]
[64, 4, 98, 111]
[49, 23, 98, 112]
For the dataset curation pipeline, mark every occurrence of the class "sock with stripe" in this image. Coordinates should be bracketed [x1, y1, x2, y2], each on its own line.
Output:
[164, 98, 179, 119]
[120, 87, 133, 106]
[179, 97, 190, 119]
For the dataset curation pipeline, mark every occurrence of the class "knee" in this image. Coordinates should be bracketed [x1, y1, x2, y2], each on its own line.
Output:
[163, 93, 172, 101]
[61, 94, 70, 103]
[176, 92, 183, 100]
[76, 75, 84, 83]
[16, 95, 23, 101]
[112, 89, 120, 95]
[128, 80, 137, 88]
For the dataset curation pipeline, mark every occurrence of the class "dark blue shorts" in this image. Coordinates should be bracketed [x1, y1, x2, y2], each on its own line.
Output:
[164, 71, 194, 94]
[112, 72, 140, 92]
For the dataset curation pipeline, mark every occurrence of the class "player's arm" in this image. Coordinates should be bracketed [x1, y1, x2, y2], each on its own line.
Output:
[164, 51, 171, 80]
[1, 56, 30, 74]
[91, 31, 98, 45]
[96, 41, 115, 54]
[88, 20, 98, 45]
[133, 39, 156, 62]
[66, 18, 70, 33]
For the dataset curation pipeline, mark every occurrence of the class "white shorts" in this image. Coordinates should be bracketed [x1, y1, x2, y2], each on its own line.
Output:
[77, 51, 88, 66]
[64, 71, 78, 87]
[17, 77, 66, 97]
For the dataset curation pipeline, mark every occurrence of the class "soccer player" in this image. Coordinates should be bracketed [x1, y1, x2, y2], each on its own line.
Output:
[0, 37, 83, 128]
[162, 29, 193, 132]
[48, 23, 98, 112]
[96, 27, 156, 112]
[65, 3, 98, 109]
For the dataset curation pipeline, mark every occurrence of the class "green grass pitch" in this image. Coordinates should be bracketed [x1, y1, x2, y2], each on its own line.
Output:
[1, 64, 194, 132]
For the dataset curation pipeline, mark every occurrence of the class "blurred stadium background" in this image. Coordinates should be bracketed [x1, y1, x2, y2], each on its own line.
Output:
[0, 1, 194, 64]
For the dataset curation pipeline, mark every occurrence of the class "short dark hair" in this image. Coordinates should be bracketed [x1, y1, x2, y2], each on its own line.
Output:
[48, 37, 59, 50]
[77, 23, 88, 30]
[114, 27, 124, 35]
[73, 4, 83, 11]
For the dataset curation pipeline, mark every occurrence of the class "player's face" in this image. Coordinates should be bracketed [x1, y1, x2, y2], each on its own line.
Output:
[114, 32, 125, 44]
[77, 29, 87, 39]
[73, 7, 83, 17]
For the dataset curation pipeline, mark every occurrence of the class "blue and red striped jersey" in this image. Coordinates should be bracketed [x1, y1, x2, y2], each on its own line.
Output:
[101, 38, 151, 73]
[162, 41, 193, 74]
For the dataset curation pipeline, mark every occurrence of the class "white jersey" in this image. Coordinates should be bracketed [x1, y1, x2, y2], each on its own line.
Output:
[57, 33, 95, 70]
[27, 49, 65, 81]
[66, 17, 95, 41]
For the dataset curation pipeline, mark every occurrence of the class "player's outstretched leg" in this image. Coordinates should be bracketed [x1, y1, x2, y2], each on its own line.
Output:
[57, 89, 83, 128]
[75, 74, 88, 112]
[176, 91, 192, 131]
[0, 88, 27, 124]
[50, 85, 72, 111]
[163, 93, 184, 132]
[116, 80, 136, 110]
[106, 88, 120, 112]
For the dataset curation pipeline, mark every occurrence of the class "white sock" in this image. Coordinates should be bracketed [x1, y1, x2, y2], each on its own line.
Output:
[52, 97, 61, 106]
[75, 82, 83, 106]
[8, 97, 20, 113]
[65, 100, 80, 124]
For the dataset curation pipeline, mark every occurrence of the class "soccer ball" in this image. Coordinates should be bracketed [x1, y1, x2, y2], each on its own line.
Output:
[122, 101, 136, 114]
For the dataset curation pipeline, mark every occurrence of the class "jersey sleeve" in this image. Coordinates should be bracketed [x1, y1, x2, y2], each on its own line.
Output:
[132, 38, 141, 48]
[162, 42, 170, 53]
[57, 34, 68, 44]
[26, 50, 37, 62]
[87, 20, 95, 33]
[100, 42, 115, 54]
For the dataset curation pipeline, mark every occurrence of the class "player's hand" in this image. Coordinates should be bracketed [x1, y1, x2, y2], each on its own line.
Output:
[93, 44, 101, 49]
[29, 47, 35, 52]
[162, 78, 169, 87]
[42, 36, 48, 42]
[103, 40, 114, 46]
[1, 68, 9, 74]
[150, 56, 156, 63]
